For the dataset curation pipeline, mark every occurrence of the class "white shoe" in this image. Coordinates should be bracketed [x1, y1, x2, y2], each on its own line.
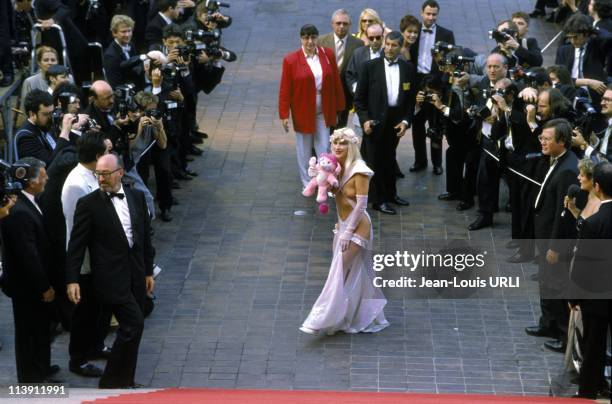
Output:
[299, 326, 319, 335]
[153, 264, 162, 279]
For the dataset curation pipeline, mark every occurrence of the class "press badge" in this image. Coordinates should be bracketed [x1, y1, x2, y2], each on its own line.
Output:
[402, 82, 410, 91]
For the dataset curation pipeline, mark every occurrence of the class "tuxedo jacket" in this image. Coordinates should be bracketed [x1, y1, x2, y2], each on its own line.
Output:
[555, 27, 612, 103]
[318, 33, 364, 105]
[345, 46, 381, 96]
[144, 14, 168, 51]
[0, 194, 52, 299]
[533, 150, 579, 252]
[570, 202, 612, 316]
[491, 104, 538, 155]
[14, 120, 57, 166]
[104, 40, 145, 90]
[65, 187, 155, 305]
[354, 57, 416, 129]
[410, 24, 455, 76]
[492, 37, 543, 69]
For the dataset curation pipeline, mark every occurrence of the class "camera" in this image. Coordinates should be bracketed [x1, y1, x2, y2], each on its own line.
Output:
[467, 104, 491, 120]
[426, 127, 443, 144]
[423, 92, 435, 103]
[205, 0, 230, 13]
[184, 29, 220, 43]
[431, 41, 456, 55]
[574, 96, 597, 116]
[115, 83, 137, 118]
[443, 53, 475, 77]
[0, 160, 28, 204]
[482, 88, 507, 99]
[86, 0, 101, 20]
[489, 28, 517, 43]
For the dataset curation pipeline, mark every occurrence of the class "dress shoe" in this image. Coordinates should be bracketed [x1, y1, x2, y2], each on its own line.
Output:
[90, 346, 112, 360]
[525, 325, 559, 338]
[193, 130, 208, 139]
[468, 215, 492, 231]
[433, 166, 443, 175]
[47, 364, 61, 376]
[188, 146, 203, 156]
[0, 74, 14, 87]
[372, 203, 396, 215]
[185, 155, 194, 162]
[172, 181, 181, 190]
[159, 210, 173, 222]
[185, 169, 198, 177]
[409, 163, 427, 172]
[505, 240, 519, 249]
[456, 201, 474, 211]
[190, 134, 203, 144]
[438, 192, 458, 201]
[70, 363, 104, 377]
[174, 171, 193, 181]
[543, 339, 566, 353]
[392, 196, 410, 206]
[529, 9, 545, 17]
[506, 251, 535, 264]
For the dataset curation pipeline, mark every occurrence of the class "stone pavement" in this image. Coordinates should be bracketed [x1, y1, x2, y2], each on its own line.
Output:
[0, 0, 580, 397]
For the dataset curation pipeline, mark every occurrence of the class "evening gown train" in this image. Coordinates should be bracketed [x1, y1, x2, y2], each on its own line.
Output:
[300, 160, 389, 335]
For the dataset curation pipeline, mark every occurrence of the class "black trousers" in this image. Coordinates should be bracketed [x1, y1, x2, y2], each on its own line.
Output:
[578, 308, 612, 398]
[98, 293, 144, 388]
[137, 146, 173, 211]
[536, 240, 570, 338]
[476, 137, 500, 216]
[69, 275, 106, 367]
[412, 109, 443, 168]
[11, 297, 51, 383]
[362, 108, 402, 205]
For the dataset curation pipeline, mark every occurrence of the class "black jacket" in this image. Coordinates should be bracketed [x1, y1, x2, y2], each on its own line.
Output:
[410, 24, 455, 76]
[65, 187, 155, 305]
[354, 57, 416, 129]
[15, 120, 57, 166]
[0, 193, 52, 299]
[104, 40, 145, 90]
[144, 13, 168, 51]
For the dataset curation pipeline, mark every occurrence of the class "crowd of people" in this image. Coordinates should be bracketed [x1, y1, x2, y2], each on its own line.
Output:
[0, 0, 234, 389]
[280, 0, 612, 399]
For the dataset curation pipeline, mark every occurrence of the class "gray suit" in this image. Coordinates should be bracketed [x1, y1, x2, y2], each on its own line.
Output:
[318, 33, 364, 126]
[346, 46, 381, 97]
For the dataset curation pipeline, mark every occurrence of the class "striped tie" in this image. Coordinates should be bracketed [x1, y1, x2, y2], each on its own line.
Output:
[336, 39, 344, 68]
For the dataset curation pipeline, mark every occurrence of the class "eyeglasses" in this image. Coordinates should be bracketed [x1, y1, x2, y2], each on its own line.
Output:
[537, 135, 554, 143]
[361, 19, 374, 23]
[94, 168, 121, 178]
[367, 35, 382, 41]
[334, 21, 350, 26]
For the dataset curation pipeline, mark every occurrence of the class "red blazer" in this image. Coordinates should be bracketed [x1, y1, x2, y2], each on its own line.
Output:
[278, 46, 345, 134]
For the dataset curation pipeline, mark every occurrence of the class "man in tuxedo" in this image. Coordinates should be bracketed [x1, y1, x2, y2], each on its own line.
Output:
[492, 19, 542, 69]
[105, 15, 146, 90]
[66, 153, 155, 388]
[511, 12, 544, 69]
[555, 13, 612, 109]
[0, 157, 61, 383]
[145, 0, 179, 50]
[318, 9, 364, 128]
[62, 132, 109, 378]
[575, 87, 612, 162]
[468, 53, 508, 231]
[409, 0, 455, 175]
[354, 31, 414, 215]
[525, 118, 579, 352]
[569, 161, 612, 399]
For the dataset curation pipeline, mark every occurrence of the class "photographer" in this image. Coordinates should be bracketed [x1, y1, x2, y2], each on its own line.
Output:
[555, 13, 612, 108]
[104, 15, 146, 90]
[511, 12, 543, 68]
[415, 75, 448, 175]
[490, 19, 542, 70]
[547, 64, 578, 101]
[145, 0, 180, 51]
[573, 85, 612, 162]
[133, 91, 173, 222]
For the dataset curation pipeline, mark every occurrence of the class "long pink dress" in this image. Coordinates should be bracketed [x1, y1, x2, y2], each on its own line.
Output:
[301, 160, 390, 335]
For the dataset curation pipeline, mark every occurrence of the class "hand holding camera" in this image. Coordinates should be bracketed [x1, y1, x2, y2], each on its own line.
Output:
[151, 68, 162, 88]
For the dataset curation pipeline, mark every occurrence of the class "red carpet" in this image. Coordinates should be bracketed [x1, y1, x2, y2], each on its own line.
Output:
[85, 388, 594, 403]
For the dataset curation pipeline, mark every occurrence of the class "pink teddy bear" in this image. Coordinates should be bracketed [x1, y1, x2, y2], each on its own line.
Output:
[302, 153, 341, 214]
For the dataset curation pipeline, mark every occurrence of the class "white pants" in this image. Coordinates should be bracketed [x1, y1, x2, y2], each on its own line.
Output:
[296, 114, 329, 187]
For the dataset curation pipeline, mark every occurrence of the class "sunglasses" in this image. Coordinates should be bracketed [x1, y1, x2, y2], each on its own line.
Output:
[367, 35, 382, 41]
[361, 19, 374, 23]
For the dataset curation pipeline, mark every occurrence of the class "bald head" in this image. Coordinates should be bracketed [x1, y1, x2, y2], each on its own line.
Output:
[91, 80, 114, 110]
[96, 153, 124, 193]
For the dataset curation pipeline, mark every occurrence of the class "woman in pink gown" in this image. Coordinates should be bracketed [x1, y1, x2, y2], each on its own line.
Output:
[300, 128, 389, 335]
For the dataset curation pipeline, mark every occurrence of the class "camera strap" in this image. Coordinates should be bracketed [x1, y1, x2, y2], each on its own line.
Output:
[482, 148, 542, 186]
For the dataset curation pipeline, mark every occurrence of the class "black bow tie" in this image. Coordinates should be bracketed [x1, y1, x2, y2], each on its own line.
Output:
[422, 28, 433, 34]
[387, 59, 399, 66]
[108, 192, 125, 200]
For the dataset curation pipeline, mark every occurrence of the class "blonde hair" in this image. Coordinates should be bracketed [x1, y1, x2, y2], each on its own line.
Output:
[330, 127, 362, 170]
[357, 8, 384, 38]
[110, 15, 135, 33]
[36, 46, 57, 63]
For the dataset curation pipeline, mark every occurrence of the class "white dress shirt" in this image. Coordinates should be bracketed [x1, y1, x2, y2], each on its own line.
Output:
[384, 58, 400, 107]
[585, 118, 612, 158]
[571, 46, 585, 79]
[62, 163, 99, 274]
[21, 190, 42, 215]
[116, 39, 131, 59]
[303, 47, 323, 112]
[158, 12, 172, 25]
[109, 185, 134, 248]
[417, 24, 436, 74]
[534, 150, 567, 209]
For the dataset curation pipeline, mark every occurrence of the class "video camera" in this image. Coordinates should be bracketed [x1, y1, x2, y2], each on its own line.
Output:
[204, 0, 230, 13]
[115, 83, 137, 118]
[489, 28, 517, 43]
[0, 160, 28, 204]
[183, 28, 237, 62]
[432, 41, 457, 55]
[482, 87, 509, 99]
[443, 53, 475, 77]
